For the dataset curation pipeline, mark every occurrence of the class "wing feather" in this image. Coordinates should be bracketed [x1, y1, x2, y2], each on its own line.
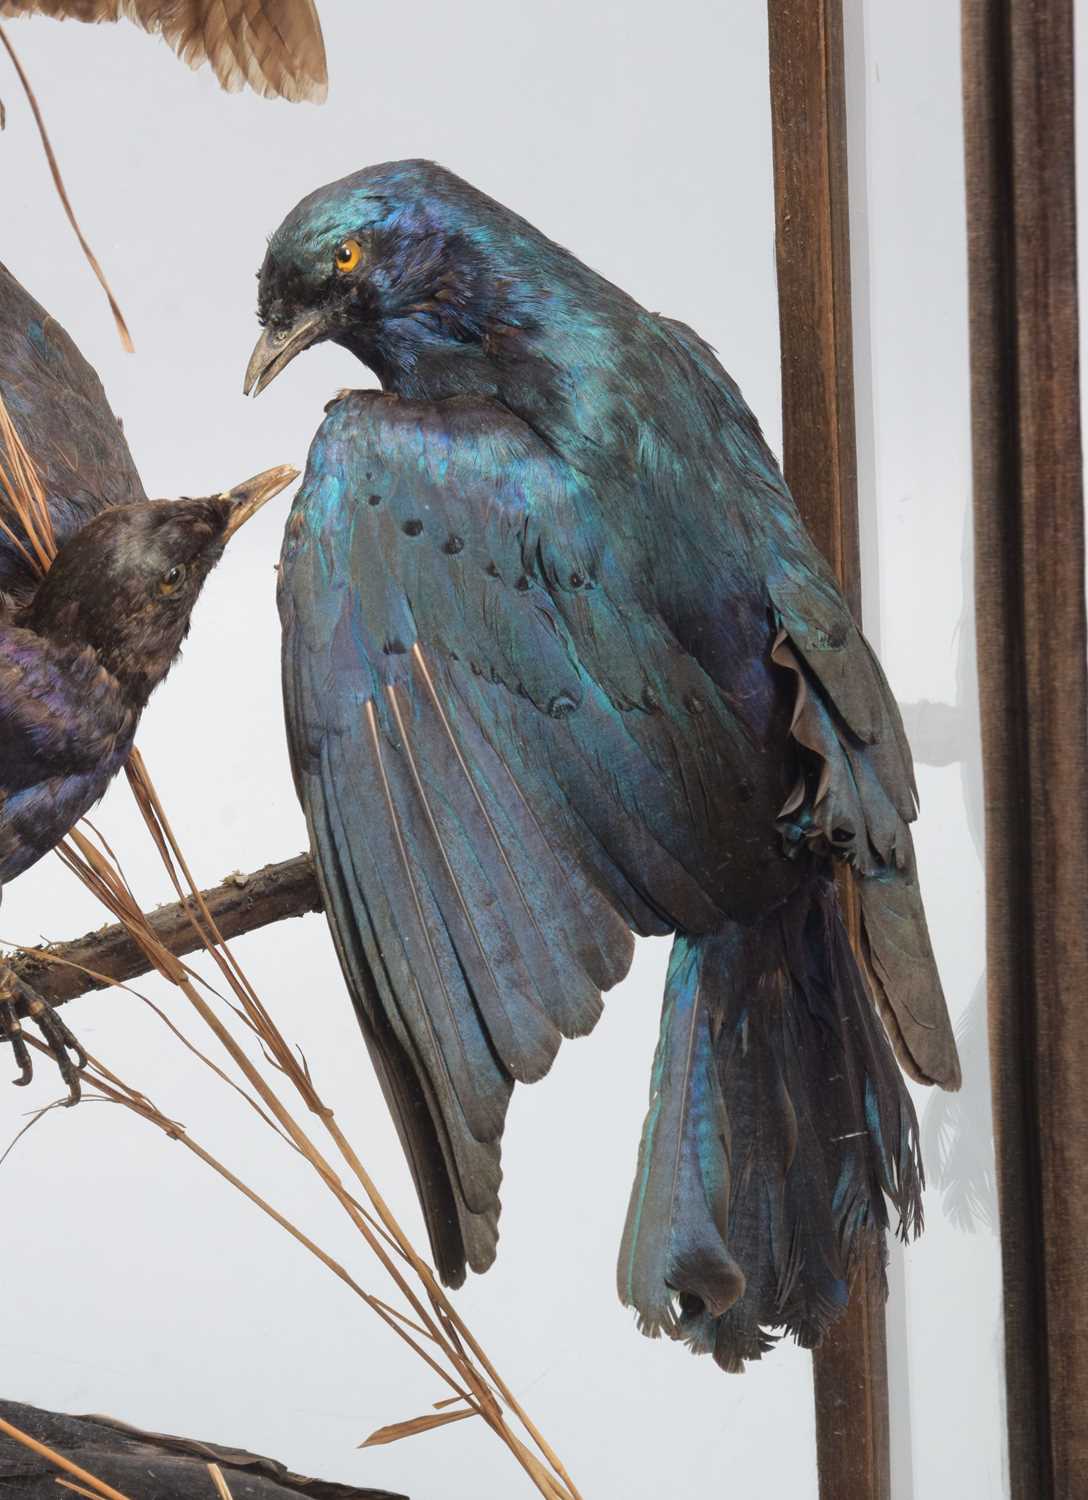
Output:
[281, 398, 652, 1276]
[767, 580, 961, 1089]
[0, 261, 144, 603]
[281, 390, 901, 1288]
[0, 0, 327, 101]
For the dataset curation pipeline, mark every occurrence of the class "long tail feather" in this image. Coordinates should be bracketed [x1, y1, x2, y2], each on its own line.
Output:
[619, 876, 923, 1370]
[616, 935, 744, 1336]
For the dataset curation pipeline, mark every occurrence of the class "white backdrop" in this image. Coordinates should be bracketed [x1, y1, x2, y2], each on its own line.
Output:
[846, 5, 1005, 1496]
[0, 3, 1006, 1497]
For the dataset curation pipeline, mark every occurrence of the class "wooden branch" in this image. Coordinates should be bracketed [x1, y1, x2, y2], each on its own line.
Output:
[7, 854, 322, 1011]
[766, 4, 891, 1499]
[962, 1, 1088, 1493]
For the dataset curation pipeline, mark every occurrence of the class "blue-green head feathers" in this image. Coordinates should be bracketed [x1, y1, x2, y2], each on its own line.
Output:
[251, 160, 579, 385]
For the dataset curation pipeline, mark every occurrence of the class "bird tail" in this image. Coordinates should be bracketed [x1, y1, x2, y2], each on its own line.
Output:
[617, 875, 922, 1371]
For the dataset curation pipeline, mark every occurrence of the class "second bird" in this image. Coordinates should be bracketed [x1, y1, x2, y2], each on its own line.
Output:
[0, 469, 295, 1095]
[245, 160, 961, 1372]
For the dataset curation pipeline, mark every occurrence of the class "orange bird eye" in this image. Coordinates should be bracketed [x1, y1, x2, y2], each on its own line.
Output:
[334, 238, 364, 273]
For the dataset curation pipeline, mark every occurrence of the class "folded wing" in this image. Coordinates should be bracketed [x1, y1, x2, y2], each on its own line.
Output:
[0, 260, 145, 604]
[280, 394, 650, 1281]
[0, 625, 134, 881]
[767, 564, 961, 1089]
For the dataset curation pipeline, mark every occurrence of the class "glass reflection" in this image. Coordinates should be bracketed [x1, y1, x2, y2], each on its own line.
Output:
[845, 2, 1006, 1495]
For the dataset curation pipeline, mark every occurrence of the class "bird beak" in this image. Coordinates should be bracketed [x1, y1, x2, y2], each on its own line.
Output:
[219, 464, 300, 539]
[243, 312, 327, 396]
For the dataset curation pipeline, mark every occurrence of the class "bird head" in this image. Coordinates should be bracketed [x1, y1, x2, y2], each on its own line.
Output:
[244, 160, 551, 395]
[25, 465, 297, 707]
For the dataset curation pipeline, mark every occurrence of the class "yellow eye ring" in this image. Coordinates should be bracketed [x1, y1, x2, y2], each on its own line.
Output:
[334, 238, 364, 274]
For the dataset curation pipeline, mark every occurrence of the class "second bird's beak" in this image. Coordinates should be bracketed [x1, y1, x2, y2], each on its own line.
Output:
[219, 464, 300, 539]
[243, 312, 327, 397]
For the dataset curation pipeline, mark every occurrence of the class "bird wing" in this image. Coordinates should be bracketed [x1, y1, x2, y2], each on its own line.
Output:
[0, 260, 145, 601]
[0, 0, 327, 102]
[651, 313, 961, 1091]
[280, 391, 802, 1283]
[0, 625, 129, 789]
[0, 624, 133, 882]
[766, 562, 962, 1088]
[0, 1397, 409, 1499]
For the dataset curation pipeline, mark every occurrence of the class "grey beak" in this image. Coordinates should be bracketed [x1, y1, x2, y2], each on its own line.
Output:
[219, 464, 300, 538]
[243, 312, 327, 396]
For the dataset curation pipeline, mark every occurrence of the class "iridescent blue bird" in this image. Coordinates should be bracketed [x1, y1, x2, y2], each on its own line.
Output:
[245, 161, 961, 1370]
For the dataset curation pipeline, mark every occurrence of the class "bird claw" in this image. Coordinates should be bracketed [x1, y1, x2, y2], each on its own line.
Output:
[4, 1018, 33, 1089]
[0, 967, 86, 1105]
[777, 810, 816, 861]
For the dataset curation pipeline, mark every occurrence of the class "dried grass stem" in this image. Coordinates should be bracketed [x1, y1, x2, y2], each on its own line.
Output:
[1, 419, 583, 1498]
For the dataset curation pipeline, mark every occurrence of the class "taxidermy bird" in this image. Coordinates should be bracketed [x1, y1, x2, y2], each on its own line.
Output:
[0, 463, 295, 1099]
[1, 258, 295, 1101]
[0, 0, 326, 102]
[0, 1397, 408, 1498]
[244, 160, 962, 1370]
[0, 258, 146, 609]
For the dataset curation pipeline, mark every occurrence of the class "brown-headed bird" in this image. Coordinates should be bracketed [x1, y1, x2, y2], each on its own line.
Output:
[0, 467, 296, 1099]
[0, 254, 295, 1099]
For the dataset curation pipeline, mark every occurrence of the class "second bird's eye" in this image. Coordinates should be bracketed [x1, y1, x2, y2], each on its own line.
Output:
[334, 238, 364, 274]
[158, 564, 186, 596]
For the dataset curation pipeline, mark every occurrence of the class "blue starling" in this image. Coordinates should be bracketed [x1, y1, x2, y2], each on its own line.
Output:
[244, 160, 960, 1370]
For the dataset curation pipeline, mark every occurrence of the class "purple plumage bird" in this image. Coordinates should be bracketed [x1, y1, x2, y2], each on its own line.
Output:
[0, 259, 295, 1099]
[0, 468, 294, 1099]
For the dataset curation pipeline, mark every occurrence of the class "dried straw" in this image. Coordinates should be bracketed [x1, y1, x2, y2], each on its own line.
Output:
[0, 388, 56, 574]
[0, 1414, 133, 1500]
[0, 23, 134, 351]
[0, 383, 583, 1499]
[206, 1463, 235, 1499]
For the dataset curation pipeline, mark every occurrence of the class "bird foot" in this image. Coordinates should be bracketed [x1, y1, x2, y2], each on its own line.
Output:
[776, 779, 855, 864]
[777, 804, 819, 860]
[0, 966, 87, 1105]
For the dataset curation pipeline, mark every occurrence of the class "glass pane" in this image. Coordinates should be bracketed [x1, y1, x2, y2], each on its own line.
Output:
[845, 3, 1007, 1495]
[1, 5, 818, 1499]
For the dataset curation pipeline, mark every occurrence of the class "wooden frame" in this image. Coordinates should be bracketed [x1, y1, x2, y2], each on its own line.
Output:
[770, 3, 1088, 1496]
[962, 3, 1088, 1495]
[766, 5, 891, 1496]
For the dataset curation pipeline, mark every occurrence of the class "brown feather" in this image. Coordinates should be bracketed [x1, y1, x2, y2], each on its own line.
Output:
[0, 0, 327, 102]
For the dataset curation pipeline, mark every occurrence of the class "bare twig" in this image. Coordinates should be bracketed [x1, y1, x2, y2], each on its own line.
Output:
[8, 853, 321, 1008]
